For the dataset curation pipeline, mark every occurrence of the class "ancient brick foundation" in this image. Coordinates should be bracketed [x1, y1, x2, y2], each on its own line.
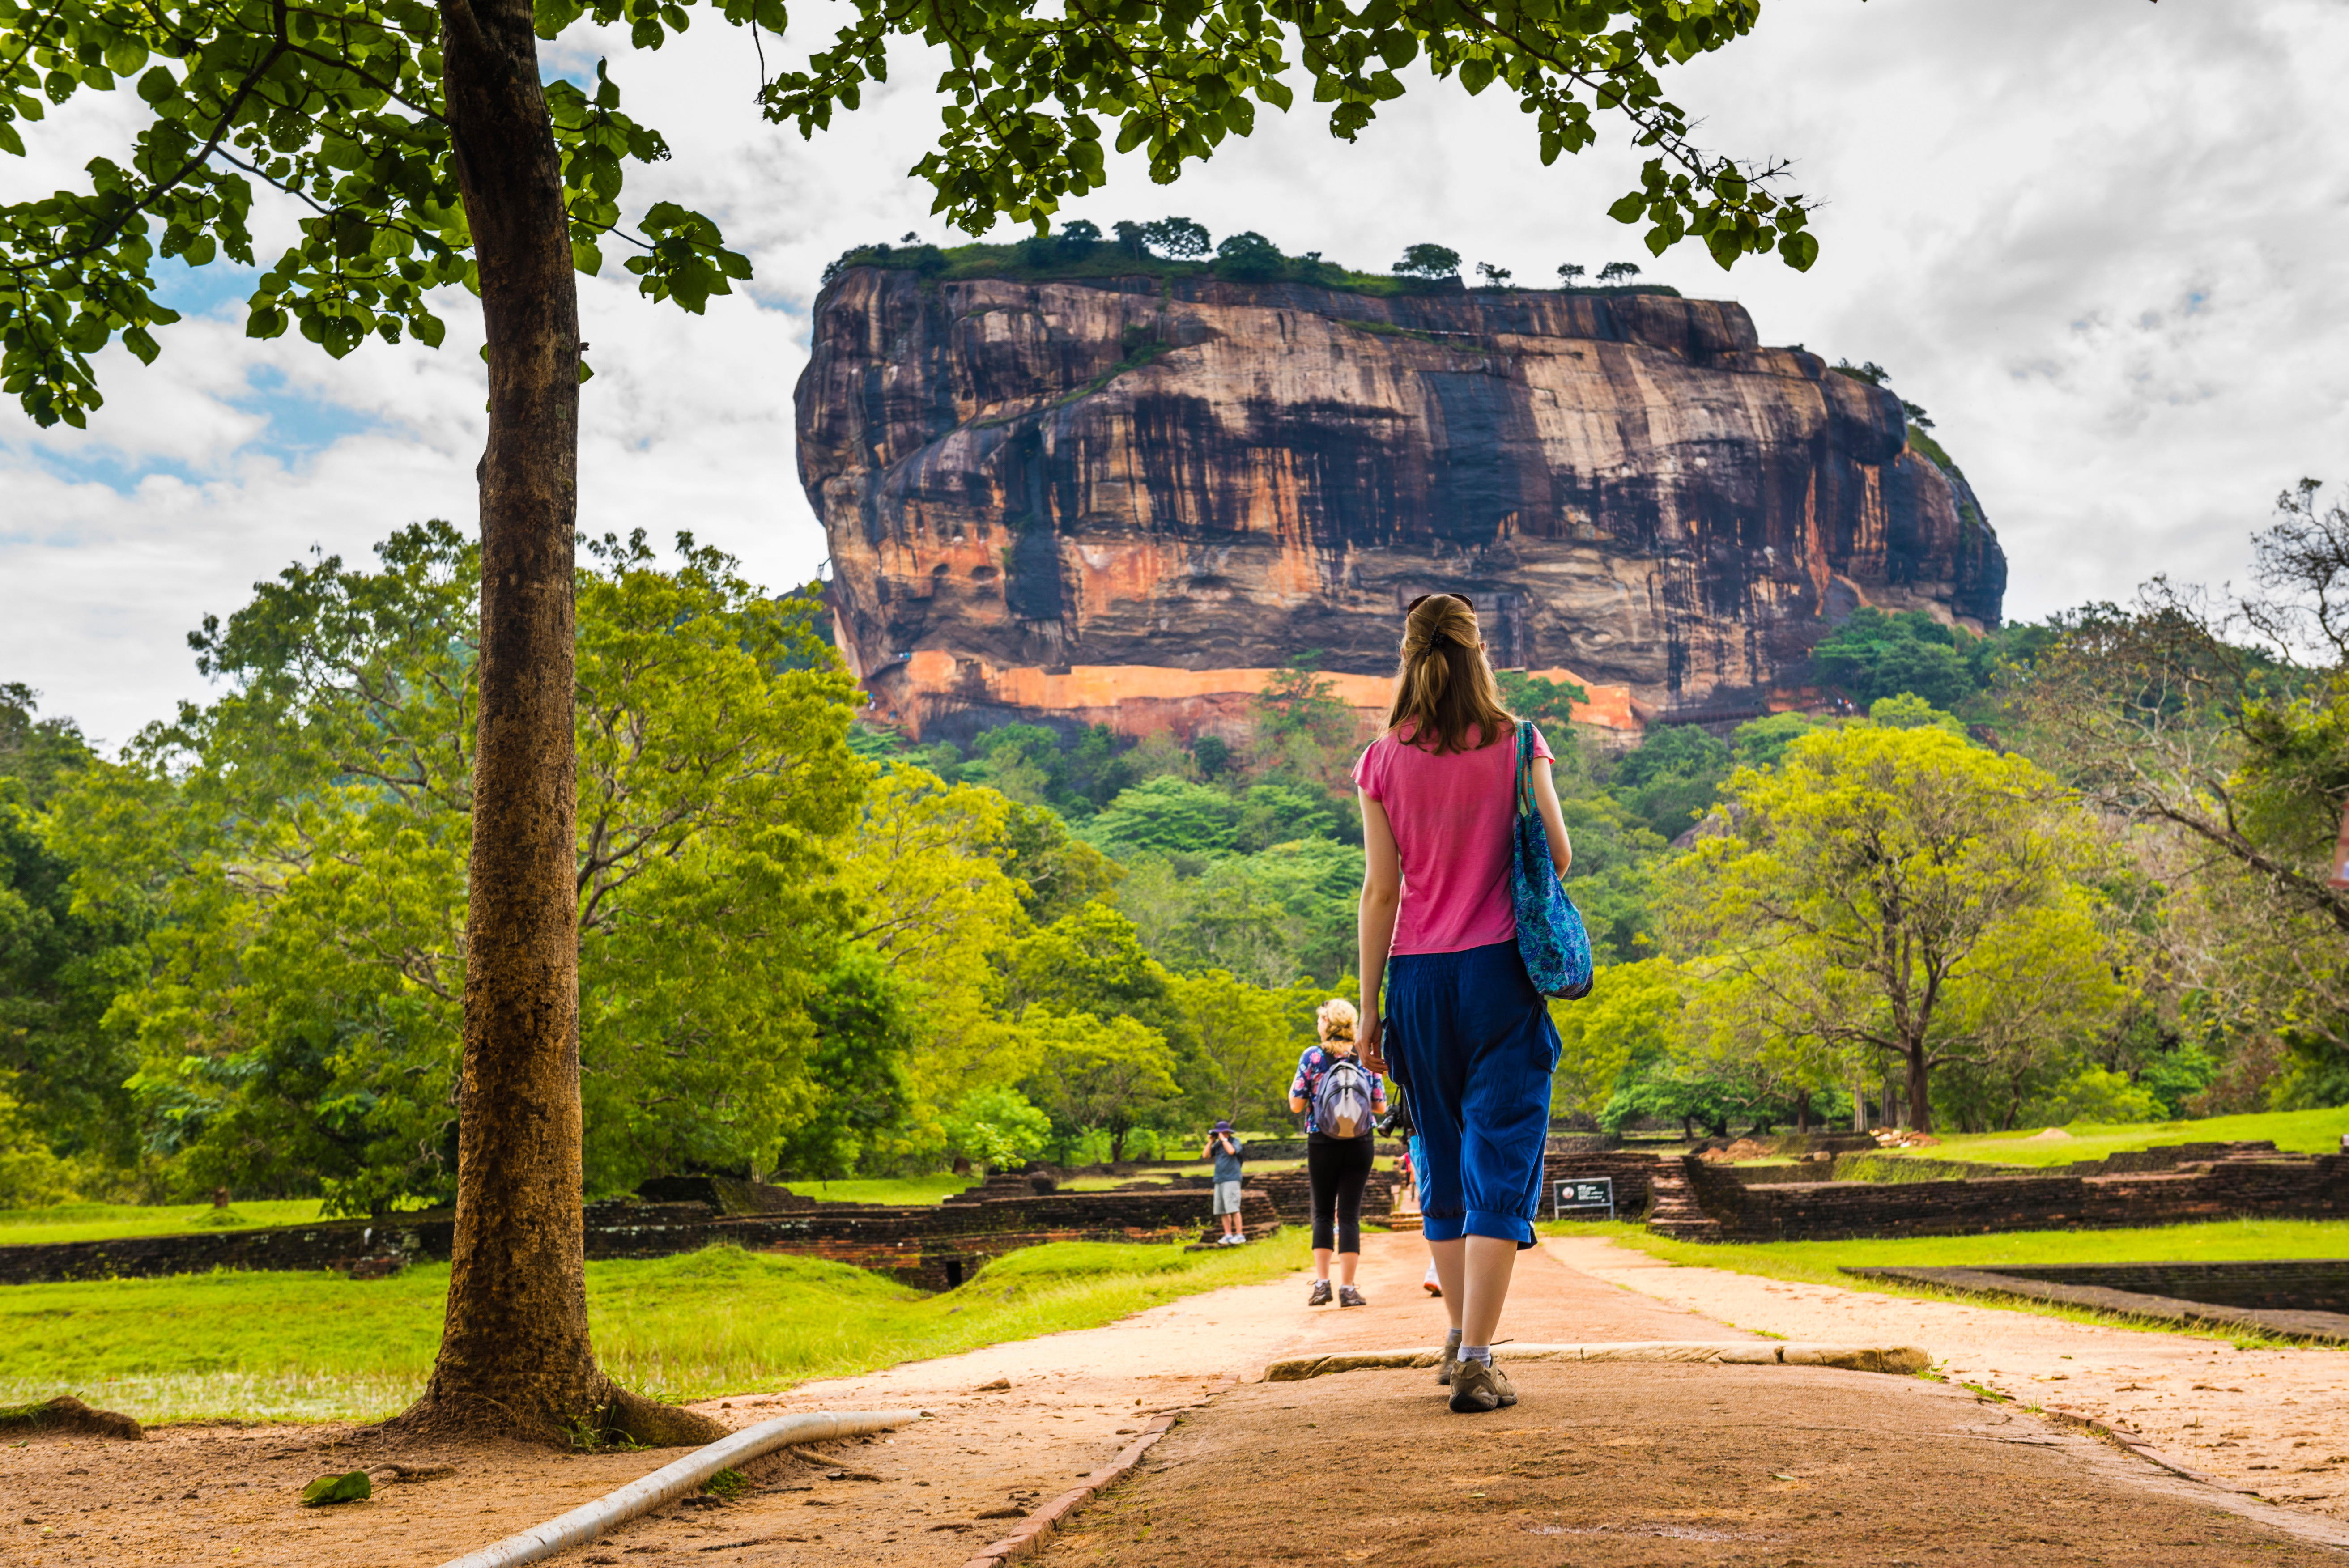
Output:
[1536, 1150, 1669, 1215]
[1670, 1151, 2349, 1242]
[0, 1185, 1283, 1292]
[1843, 1261, 2349, 1344]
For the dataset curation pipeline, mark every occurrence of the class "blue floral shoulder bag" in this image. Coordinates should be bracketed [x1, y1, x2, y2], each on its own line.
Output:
[1510, 719, 1596, 1000]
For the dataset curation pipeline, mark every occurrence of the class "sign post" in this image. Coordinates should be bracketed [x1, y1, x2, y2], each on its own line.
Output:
[1551, 1176, 1616, 1222]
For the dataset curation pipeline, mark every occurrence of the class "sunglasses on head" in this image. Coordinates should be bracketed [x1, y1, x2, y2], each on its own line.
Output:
[1405, 593, 1476, 613]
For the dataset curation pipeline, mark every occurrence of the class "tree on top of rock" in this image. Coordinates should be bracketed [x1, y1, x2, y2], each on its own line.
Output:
[1598, 261, 1644, 283]
[1141, 217, 1213, 258]
[1215, 230, 1286, 280]
[1393, 244, 1464, 279]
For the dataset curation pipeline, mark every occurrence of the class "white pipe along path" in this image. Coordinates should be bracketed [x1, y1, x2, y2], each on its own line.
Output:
[436, 1407, 926, 1568]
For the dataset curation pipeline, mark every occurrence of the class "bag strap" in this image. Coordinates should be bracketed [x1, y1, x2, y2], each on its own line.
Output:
[1514, 719, 1536, 819]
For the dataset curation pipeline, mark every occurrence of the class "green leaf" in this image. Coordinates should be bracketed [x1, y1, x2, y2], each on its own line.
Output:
[1778, 230, 1819, 272]
[301, 1471, 373, 1507]
[1607, 192, 1647, 224]
[122, 327, 161, 365]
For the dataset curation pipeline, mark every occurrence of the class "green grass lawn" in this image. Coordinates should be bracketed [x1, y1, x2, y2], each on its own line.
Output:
[0, 1200, 337, 1248]
[785, 1173, 979, 1205]
[0, 1232, 1311, 1426]
[1538, 1217, 2349, 1344]
[1889, 1107, 2349, 1168]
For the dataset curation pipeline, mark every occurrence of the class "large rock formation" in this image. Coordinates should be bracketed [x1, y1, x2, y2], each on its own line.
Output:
[797, 268, 2004, 739]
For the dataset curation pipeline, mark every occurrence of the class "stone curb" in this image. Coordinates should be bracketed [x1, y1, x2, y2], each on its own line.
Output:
[2041, 1405, 2249, 1492]
[957, 1385, 1228, 1568]
[2035, 1403, 2349, 1551]
[1263, 1341, 1930, 1381]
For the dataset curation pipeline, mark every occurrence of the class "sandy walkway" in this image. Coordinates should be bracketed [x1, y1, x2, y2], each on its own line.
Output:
[1547, 1235, 2349, 1521]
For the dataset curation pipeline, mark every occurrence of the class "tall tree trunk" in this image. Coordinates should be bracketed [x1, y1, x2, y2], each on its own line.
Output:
[1906, 1040, 1933, 1134]
[388, 0, 719, 1448]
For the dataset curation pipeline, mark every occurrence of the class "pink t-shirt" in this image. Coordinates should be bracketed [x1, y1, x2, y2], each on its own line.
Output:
[1353, 722, 1553, 956]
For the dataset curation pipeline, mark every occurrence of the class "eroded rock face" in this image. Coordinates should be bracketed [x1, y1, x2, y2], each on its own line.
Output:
[798, 269, 2004, 738]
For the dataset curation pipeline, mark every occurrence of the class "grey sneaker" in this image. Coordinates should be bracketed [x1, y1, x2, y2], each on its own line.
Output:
[1437, 1340, 1461, 1386]
[1447, 1358, 1518, 1414]
[1337, 1284, 1367, 1308]
[1306, 1279, 1333, 1306]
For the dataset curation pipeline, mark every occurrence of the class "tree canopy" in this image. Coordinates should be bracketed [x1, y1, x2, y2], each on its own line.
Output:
[1658, 725, 2123, 1133]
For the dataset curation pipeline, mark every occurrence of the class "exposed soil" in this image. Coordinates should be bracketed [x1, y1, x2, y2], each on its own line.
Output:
[1035, 1361, 2347, 1568]
[6, 1231, 2343, 1567]
[1549, 1235, 2349, 1521]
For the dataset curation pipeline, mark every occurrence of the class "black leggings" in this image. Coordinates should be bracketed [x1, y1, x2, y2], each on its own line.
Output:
[1306, 1132, 1374, 1254]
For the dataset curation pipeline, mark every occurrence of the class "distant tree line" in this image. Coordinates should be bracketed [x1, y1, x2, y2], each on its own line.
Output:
[822, 226, 1682, 300]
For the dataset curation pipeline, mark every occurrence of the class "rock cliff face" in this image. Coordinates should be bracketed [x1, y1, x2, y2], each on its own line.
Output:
[797, 268, 2004, 739]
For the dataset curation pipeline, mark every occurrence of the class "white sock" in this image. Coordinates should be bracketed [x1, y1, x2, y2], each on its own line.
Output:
[1461, 1345, 1493, 1366]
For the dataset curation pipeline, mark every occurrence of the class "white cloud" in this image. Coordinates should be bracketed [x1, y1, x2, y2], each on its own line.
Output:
[8, 0, 2348, 745]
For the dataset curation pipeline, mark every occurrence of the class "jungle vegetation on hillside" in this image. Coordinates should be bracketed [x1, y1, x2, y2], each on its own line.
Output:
[7, 486, 2349, 1209]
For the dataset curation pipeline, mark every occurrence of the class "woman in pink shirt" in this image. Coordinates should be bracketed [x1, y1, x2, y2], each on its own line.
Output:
[1355, 592, 1573, 1415]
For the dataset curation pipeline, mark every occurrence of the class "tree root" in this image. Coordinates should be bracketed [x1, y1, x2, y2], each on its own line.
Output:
[596, 1384, 727, 1448]
[378, 1377, 725, 1449]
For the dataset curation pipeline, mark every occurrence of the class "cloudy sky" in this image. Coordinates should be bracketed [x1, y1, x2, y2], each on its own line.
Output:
[7, 0, 2347, 749]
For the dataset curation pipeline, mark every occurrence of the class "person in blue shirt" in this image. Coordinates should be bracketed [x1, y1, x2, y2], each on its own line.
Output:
[1200, 1121, 1247, 1245]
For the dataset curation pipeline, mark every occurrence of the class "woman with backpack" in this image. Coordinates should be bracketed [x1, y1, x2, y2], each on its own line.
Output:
[1355, 593, 1574, 1415]
[1289, 998, 1385, 1307]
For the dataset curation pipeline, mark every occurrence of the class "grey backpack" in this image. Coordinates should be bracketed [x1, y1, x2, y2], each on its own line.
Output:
[1311, 1054, 1377, 1139]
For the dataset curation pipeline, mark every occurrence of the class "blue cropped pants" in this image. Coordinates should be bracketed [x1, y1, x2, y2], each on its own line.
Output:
[1383, 939, 1560, 1247]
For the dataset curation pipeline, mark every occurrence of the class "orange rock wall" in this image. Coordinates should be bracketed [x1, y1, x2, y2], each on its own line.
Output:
[869, 652, 1640, 738]
[798, 271, 2004, 741]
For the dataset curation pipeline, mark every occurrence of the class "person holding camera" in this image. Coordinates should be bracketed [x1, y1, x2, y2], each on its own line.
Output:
[1200, 1121, 1247, 1245]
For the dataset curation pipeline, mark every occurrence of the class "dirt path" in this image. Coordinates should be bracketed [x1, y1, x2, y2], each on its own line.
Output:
[10, 1231, 2344, 1566]
[1548, 1235, 2349, 1521]
[1035, 1236, 2349, 1568]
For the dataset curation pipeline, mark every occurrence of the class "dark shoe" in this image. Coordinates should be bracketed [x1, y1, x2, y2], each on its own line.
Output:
[1447, 1358, 1517, 1414]
[1306, 1279, 1333, 1307]
[1337, 1285, 1367, 1308]
[1438, 1343, 1460, 1387]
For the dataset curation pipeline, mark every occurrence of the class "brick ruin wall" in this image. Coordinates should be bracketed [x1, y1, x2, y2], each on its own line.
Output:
[1968, 1258, 2349, 1314]
[0, 1187, 1285, 1292]
[1673, 1152, 2349, 1242]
